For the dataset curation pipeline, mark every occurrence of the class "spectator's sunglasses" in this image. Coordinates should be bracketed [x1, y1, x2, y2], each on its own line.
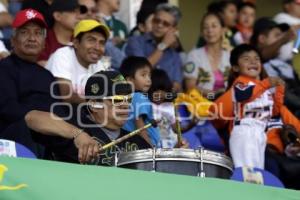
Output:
[152, 18, 172, 27]
[79, 5, 98, 15]
[102, 94, 132, 106]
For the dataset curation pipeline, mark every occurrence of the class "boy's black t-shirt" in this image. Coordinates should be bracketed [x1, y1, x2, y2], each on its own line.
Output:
[34, 108, 151, 165]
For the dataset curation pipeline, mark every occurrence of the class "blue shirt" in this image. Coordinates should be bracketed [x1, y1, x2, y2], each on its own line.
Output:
[122, 92, 161, 146]
[105, 40, 125, 70]
[125, 33, 183, 83]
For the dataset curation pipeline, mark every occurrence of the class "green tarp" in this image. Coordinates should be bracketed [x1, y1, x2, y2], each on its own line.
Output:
[0, 157, 299, 200]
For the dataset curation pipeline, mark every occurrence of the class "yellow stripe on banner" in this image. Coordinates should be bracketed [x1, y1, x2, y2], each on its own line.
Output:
[0, 184, 27, 191]
[0, 164, 28, 191]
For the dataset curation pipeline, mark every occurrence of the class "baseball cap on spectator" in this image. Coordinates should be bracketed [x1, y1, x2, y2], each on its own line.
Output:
[283, 0, 300, 4]
[51, 0, 80, 12]
[12, 9, 47, 28]
[85, 71, 133, 100]
[73, 19, 110, 40]
[250, 17, 290, 45]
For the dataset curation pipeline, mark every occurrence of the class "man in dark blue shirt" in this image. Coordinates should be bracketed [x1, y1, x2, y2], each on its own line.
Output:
[126, 3, 183, 91]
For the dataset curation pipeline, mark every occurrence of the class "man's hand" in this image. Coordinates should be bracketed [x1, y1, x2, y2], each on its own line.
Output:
[175, 139, 189, 148]
[172, 82, 181, 92]
[162, 28, 178, 48]
[73, 132, 100, 164]
[285, 143, 300, 158]
[282, 24, 300, 43]
[111, 36, 125, 46]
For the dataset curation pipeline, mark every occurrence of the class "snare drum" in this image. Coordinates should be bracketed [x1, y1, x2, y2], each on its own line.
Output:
[115, 148, 233, 179]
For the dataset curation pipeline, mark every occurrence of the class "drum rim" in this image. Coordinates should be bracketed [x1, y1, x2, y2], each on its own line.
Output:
[117, 158, 233, 171]
[116, 148, 233, 171]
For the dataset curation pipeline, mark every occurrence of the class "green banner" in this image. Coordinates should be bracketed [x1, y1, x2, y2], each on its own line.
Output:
[0, 157, 299, 200]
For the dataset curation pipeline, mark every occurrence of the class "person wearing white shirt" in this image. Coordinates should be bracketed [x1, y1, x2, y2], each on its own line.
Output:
[46, 19, 110, 104]
[274, 0, 300, 61]
[0, 39, 9, 60]
[274, 0, 300, 26]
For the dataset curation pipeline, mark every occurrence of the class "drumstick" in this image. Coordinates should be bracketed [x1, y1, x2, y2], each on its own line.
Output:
[174, 102, 182, 145]
[98, 120, 157, 151]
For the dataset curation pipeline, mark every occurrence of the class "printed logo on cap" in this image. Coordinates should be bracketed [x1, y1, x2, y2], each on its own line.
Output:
[25, 10, 37, 20]
[111, 75, 126, 83]
[91, 83, 100, 94]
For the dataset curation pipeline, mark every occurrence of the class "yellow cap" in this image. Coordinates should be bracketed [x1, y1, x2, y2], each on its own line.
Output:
[73, 19, 110, 39]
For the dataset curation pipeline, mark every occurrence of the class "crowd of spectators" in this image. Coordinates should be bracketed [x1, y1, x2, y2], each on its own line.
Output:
[0, 0, 300, 190]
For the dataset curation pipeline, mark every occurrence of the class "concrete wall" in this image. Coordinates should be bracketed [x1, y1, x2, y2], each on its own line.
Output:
[115, 0, 143, 30]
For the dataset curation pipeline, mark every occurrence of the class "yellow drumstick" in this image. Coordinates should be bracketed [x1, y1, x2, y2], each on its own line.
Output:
[174, 102, 182, 145]
[99, 120, 157, 151]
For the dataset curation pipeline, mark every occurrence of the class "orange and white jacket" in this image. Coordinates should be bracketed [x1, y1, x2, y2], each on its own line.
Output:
[210, 75, 300, 152]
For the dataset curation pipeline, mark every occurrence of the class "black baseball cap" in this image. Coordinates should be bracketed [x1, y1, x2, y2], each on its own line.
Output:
[85, 71, 133, 100]
[51, 0, 80, 12]
[251, 17, 290, 45]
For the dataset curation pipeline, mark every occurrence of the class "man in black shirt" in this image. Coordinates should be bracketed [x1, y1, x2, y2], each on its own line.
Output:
[26, 71, 151, 165]
[0, 9, 56, 156]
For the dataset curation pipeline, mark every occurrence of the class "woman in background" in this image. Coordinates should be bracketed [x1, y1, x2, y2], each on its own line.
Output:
[184, 12, 231, 100]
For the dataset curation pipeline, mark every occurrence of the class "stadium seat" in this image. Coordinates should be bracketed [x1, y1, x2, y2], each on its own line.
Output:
[0, 139, 36, 159]
[177, 104, 193, 129]
[230, 167, 284, 188]
[178, 104, 225, 152]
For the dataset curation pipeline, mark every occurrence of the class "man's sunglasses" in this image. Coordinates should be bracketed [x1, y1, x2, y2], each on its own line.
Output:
[152, 18, 173, 27]
[102, 94, 132, 106]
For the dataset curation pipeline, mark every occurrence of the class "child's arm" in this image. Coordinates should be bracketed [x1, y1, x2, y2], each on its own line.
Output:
[280, 106, 300, 134]
[173, 117, 198, 133]
[233, 77, 283, 103]
[209, 89, 233, 129]
[272, 85, 285, 116]
[135, 116, 153, 146]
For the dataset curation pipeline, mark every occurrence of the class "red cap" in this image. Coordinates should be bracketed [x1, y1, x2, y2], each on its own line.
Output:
[12, 9, 47, 29]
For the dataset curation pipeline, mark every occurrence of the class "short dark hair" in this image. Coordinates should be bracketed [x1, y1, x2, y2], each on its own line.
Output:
[237, 2, 256, 11]
[137, 8, 154, 25]
[250, 17, 289, 46]
[283, 0, 295, 4]
[148, 69, 173, 102]
[119, 56, 152, 78]
[207, 0, 236, 14]
[148, 69, 172, 94]
[230, 44, 261, 66]
[228, 44, 267, 88]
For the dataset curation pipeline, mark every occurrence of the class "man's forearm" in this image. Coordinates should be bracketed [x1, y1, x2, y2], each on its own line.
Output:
[259, 36, 289, 60]
[25, 110, 79, 139]
[148, 49, 164, 67]
[64, 92, 85, 104]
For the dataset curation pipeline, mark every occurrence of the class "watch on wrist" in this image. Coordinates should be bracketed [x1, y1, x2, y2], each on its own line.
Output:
[157, 42, 167, 51]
